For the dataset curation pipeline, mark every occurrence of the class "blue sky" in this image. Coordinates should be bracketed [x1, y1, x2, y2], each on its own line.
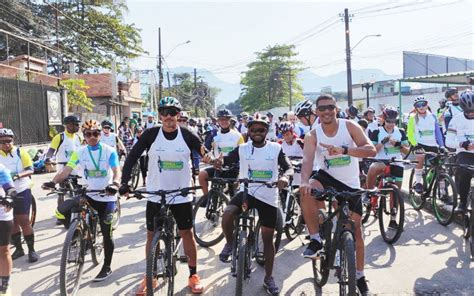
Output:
[125, 0, 473, 83]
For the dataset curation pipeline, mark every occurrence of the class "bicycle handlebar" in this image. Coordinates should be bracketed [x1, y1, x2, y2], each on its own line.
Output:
[362, 157, 418, 165]
[132, 186, 202, 200]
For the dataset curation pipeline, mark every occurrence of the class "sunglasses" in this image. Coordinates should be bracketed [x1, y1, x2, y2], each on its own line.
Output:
[84, 131, 101, 138]
[250, 128, 267, 133]
[103, 126, 111, 129]
[316, 105, 336, 112]
[0, 139, 13, 144]
[159, 108, 179, 117]
[415, 102, 428, 108]
[385, 119, 397, 124]
[178, 119, 188, 123]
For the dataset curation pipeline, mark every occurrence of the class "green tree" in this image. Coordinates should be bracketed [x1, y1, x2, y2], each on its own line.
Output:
[60, 79, 94, 112]
[238, 44, 305, 112]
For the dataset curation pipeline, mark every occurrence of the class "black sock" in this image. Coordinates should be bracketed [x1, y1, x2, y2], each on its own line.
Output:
[11, 232, 23, 251]
[189, 266, 197, 278]
[0, 276, 10, 293]
[24, 233, 35, 252]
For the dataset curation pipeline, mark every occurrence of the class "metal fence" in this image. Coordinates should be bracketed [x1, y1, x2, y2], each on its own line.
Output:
[0, 77, 61, 145]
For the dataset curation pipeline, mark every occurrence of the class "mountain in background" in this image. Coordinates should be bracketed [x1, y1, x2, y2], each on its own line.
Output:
[167, 67, 400, 104]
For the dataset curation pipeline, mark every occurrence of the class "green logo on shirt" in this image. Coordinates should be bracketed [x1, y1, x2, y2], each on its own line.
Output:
[159, 161, 184, 171]
[384, 146, 400, 155]
[219, 146, 234, 154]
[419, 130, 434, 137]
[249, 170, 273, 179]
[325, 156, 351, 168]
[85, 169, 107, 178]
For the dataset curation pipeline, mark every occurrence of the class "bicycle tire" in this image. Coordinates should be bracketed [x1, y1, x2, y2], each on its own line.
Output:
[284, 192, 305, 241]
[193, 191, 229, 247]
[432, 173, 457, 226]
[339, 231, 357, 296]
[91, 215, 104, 266]
[112, 197, 121, 230]
[361, 203, 372, 224]
[130, 162, 140, 190]
[255, 210, 283, 266]
[470, 212, 474, 260]
[59, 220, 85, 296]
[235, 231, 247, 296]
[408, 168, 425, 210]
[147, 233, 174, 296]
[378, 184, 404, 244]
[313, 209, 329, 288]
[30, 194, 37, 227]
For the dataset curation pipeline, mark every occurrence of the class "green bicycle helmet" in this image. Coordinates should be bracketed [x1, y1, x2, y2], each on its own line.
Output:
[159, 96, 182, 111]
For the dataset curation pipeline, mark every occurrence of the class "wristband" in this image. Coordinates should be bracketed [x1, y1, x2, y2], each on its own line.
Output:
[342, 145, 349, 155]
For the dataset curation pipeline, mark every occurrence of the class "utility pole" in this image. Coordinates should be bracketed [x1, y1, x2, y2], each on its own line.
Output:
[288, 68, 292, 111]
[194, 68, 197, 89]
[342, 8, 353, 106]
[55, 2, 60, 78]
[167, 71, 171, 95]
[157, 27, 163, 109]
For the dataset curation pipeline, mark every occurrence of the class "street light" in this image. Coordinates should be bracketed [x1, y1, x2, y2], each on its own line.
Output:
[361, 81, 374, 107]
[351, 34, 381, 52]
[165, 40, 191, 59]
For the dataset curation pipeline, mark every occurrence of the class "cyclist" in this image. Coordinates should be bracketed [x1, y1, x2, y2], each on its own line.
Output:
[266, 112, 279, 141]
[198, 109, 243, 196]
[437, 98, 448, 135]
[101, 120, 125, 154]
[364, 107, 378, 136]
[129, 113, 139, 136]
[446, 89, 474, 213]
[0, 128, 39, 263]
[118, 117, 134, 153]
[443, 88, 462, 130]
[294, 99, 318, 131]
[407, 96, 445, 194]
[347, 105, 361, 121]
[178, 111, 190, 127]
[287, 111, 305, 138]
[211, 113, 293, 296]
[144, 114, 157, 130]
[366, 106, 410, 227]
[119, 96, 206, 295]
[0, 164, 17, 296]
[299, 94, 376, 296]
[43, 119, 121, 282]
[238, 112, 249, 135]
[278, 121, 304, 188]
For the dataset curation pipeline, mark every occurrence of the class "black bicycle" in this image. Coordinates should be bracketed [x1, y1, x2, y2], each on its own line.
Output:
[130, 162, 141, 190]
[132, 186, 201, 296]
[57, 187, 106, 296]
[281, 157, 305, 241]
[408, 151, 458, 225]
[456, 164, 474, 259]
[312, 187, 384, 295]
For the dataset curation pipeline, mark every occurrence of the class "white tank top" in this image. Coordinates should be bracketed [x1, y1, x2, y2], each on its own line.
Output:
[213, 130, 242, 157]
[413, 112, 438, 147]
[0, 147, 31, 193]
[315, 119, 360, 189]
[0, 164, 13, 221]
[238, 142, 281, 207]
[147, 127, 192, 204]
[101, 132, 117, 148]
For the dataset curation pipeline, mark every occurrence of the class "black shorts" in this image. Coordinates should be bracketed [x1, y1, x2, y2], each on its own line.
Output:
[13, 189, 33, 215]
[0, 220, 13, 246]
[146, 201, 193, 231]
[310, 170, 363, 216]
[229, 192, 277, 229]
[389, 164, 404, 182]
[204, 167, 239, 179]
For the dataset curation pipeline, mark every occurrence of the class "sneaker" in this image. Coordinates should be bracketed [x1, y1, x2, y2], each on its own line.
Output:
[219, 243, 233, 263]
[388, 220, 398, 230]
[413, 183, 424, 194]
[454, 202, 467, 214]
[263, 277, 280, 296]
[93, 266, 112, 282]
[357, 276, 371, 296]
[188, 274, 204, 294]
[135, 277, 158, 296]
[303, 239, 323, 259]
[28, 251, 39, 263]
[0, 287, 11, 296]
[11, 249, 25, 260]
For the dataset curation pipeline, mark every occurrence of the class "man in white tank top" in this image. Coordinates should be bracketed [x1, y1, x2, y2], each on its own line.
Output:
[299, 94, 376, 296]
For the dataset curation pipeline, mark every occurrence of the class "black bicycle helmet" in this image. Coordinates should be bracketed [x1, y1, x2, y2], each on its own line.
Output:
[217, 109, 233, 118]
[63, 115, 81, 124]
[348, 105, 359, 117]
[459, 89, 474, 113]
[445, 87, 458, 99]
[363, 107, 375, 116]
[382, 105, 399, 120]
[158, 96, 182, 110]
[101, 120, 113, 128]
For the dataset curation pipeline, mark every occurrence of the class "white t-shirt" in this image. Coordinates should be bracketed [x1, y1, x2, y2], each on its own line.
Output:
[446, 113, 474, 154]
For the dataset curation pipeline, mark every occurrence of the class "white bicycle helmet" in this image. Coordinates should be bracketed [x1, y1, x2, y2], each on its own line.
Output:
[0, 128, 14, 138]
[294, 100, 314, 117]
[413, 96, 428, 106]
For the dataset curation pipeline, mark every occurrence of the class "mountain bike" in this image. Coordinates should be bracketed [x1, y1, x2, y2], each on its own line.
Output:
[408, 151, 458, 225]
[361, 158, 417, 244]
[130, 162, 141, 190]
[312, 188, 383, 296]
[456, 164, 474, 259]
[281, 157, 305, 241]
[132, 186, 201, 296]
[57, 187, 106, 296]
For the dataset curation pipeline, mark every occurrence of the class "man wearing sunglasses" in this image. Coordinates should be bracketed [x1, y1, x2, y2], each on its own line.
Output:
[0, 129, 39, 263]
[366, 106, 410, 227]
[299, 94, 376, 296]
[119, 96, 206, 295]
[407, 96, 445, 194]
[207, 113, 293, 296]
[101, 120, 125, 155]
[443, 87, 462, 131]
[43, 119, 121, 282]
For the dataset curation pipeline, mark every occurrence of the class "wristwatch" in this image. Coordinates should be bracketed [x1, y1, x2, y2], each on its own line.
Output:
[342, 145, 349, 155]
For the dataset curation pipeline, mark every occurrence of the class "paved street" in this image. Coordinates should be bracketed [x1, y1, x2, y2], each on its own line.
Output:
[10, 172, 473, 296]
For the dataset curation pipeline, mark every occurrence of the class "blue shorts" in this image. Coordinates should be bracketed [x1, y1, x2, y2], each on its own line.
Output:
[13, 189, 33, 215]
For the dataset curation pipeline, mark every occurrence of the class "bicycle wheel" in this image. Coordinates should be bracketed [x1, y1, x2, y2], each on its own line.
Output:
[91, 216, 104, 266]
[255, 210, 283, 266]
[284, 192, 305, 241]
[112, 197, 121, 230]
[147, 232, 175, 296]
[193, 191, 229, 247]
[30, 194, 37, 227]
[313, 209, 329, 288]
[235, 231, 247, 296]
[130, 162, 140, 190]
[361, 202, 372, 224]
[59, 220, 85, 296]
[338, 231, 356, 296]
[432, 173, 457, 226]
[408, 168, 425, 210]
[469, 210, 474, 259]
[378, 184, 404, 244]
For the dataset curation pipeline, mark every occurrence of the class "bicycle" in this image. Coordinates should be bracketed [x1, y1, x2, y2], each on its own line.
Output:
[130, 162, 141, 190]
[456, 164, 474, 259]
[230, 178, 282, 296]
[192, 167, 235, 247]
[361, 158, 417, 244]
[408, 151, 458, 225]
[312, 187, 382, 296]
[281, 157, 305, 241]
[132, 186, 201, 296]
[56, 187, 106, 296]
